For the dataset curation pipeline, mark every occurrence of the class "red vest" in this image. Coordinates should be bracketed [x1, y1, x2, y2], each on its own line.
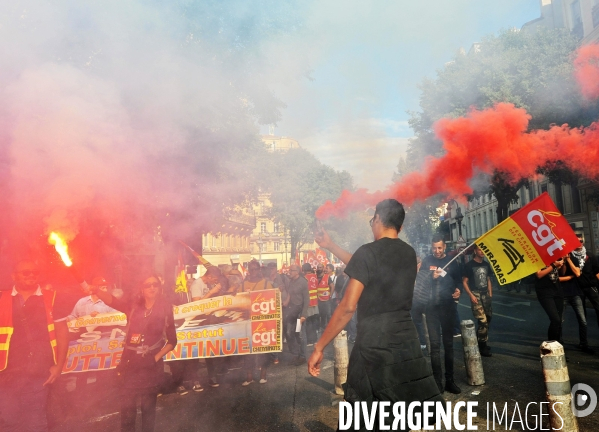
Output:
[0, 290, 58, 371]
[317, 274, 331, 301]
[305, 273, 318, 307]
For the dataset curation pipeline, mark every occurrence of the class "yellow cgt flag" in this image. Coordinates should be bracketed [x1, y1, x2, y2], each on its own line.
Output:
[474, 193, 580, 285]
[175, 269, 187, 293]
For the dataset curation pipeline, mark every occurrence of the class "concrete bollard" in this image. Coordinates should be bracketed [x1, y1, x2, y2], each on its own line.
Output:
[540, 341, 579, 432]
[460, 320, 485, 386]
[334, 330, 349, 395]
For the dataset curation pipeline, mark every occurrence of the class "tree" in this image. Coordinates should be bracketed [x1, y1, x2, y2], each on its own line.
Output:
[260, 148, 358, 258]
[407, 27, 598, 222]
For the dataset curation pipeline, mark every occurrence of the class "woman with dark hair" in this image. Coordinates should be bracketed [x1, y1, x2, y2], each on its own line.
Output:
[90, 274, 176, 432]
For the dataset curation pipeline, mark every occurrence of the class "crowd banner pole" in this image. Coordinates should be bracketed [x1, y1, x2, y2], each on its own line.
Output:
[441, 241, 475, 271]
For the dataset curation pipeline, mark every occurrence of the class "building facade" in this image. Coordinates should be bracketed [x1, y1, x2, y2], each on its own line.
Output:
[453, 179, 599, 256]
[522, 0, 599, 44]
[201, 213, 255, 267]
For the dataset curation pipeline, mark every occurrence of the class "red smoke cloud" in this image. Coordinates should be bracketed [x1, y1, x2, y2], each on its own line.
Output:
[574, 44, 599, 100]
[316, 102, 599, 219]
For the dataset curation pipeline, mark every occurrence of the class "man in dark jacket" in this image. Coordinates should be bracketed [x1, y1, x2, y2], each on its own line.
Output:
[284, 265, 309, 365]
[418, 234, 462, 394]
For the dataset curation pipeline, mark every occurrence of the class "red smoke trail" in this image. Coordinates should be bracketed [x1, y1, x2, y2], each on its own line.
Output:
[574, 44, 599, 100]
[316, 102, 599, 219]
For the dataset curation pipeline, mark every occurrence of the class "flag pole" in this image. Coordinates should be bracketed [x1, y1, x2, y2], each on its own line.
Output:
[441, 241, 476, 270]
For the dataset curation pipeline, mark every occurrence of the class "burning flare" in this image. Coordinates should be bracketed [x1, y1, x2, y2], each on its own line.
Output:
[48, 232, 73, 267]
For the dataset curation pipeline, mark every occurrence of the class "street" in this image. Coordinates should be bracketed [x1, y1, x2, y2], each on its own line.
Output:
[50, 288, 599, 432]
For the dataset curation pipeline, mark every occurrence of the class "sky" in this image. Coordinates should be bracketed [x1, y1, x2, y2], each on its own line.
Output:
[262, 0, 541, 191]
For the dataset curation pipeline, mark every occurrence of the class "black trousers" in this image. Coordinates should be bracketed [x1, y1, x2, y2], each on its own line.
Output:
[426, 302, 455, 389]
[170, 359, 198, 388]
[306, 314, 319, 344]
[284, 304, 304, 357]
[120, 387, 158, 432]
[537, 293, 564, 343]
[318, 300, 331, 329]
[205, 357, 228, 379]
[581, 286, 599, 327]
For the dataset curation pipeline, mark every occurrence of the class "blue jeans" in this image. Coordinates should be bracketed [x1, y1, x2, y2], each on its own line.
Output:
[411, 301, 427, 346]
[0, 374, 49, 432]
[346, 311, 357, 342]
[563, 295, 588, 346]
[453, 300, 461, 335]
[426, 301, 455, 388]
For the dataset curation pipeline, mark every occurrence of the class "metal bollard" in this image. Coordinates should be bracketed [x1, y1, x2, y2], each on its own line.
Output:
[460, 320, 485, 385]
[540, 341, 578, 432]
[334, 330, 349, 395]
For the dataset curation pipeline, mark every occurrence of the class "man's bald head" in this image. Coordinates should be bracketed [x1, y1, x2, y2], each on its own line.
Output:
[289, 264, 300, 280]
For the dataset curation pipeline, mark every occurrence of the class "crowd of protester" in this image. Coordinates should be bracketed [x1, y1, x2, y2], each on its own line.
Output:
[0, 249, 347, 432]
[4, 214, 598, 431]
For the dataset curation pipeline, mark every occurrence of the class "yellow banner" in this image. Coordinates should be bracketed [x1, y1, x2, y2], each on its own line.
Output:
[475, 217, 544, 285]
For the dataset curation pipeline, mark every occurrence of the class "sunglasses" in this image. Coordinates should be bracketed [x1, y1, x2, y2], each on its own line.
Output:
[19, 270, 40, 277]
[142, 282, 161, 289]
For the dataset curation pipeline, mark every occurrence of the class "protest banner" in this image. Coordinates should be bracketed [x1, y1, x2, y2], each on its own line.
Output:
[63, 289, 282, 373]
[474, 192, 579, 285]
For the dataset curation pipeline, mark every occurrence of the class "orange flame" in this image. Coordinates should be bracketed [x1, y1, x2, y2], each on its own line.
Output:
[48, 232, 73, 267]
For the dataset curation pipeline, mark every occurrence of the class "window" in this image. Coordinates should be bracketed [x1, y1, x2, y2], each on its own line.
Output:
[260, 222, 267, 233]
[274, 222, 280, 233]
[572, 183, 582, 214]
[274, 242, 280, 252]
[259, 242, 266, 252]
[571, 0, 583, 38]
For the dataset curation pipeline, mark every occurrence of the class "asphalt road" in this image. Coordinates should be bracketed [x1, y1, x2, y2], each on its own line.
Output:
[49, 287, 599, 431]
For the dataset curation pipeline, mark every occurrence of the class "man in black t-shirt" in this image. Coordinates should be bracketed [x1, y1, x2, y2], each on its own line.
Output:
[462, 245, 493, 357]
[308, 199, 442, 429]
[418, 234, 462, 395]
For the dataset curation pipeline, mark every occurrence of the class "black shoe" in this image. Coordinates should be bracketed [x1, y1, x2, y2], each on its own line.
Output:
[444, 380, 462, 394]
[479, 342, 492, 357]
[579, 344, 595, 354]
[294, 356, 306, 366]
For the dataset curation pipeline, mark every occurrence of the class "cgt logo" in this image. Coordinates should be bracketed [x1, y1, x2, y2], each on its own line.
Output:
[572, 383, 597, 418]
[251, 321, 278, 346]
[250, 291, 277, 315]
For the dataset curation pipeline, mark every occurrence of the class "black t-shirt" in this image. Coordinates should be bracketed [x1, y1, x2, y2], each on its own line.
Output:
[111, 295, 177, 389]
[535, 267, 562, 298]
[344, 237, 417, 322]
[562, 254, 582, 297]
[463, 259, 492, 292]
[0, 290, 72, 379]
[574, 253, 599, 290]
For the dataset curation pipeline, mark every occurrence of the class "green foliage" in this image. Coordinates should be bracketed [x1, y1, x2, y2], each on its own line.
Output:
[407, 27, 598, 222]
[259, 148, 363, 257]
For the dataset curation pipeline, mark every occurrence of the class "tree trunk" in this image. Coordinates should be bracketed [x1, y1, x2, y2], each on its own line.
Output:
[496, 198, 510, 224]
